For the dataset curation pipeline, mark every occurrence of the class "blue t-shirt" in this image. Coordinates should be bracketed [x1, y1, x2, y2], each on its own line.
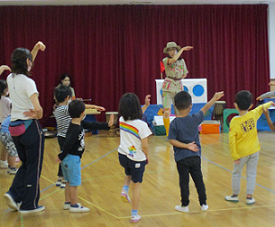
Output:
[168, 111, 204, 162]
[0, 115, 11, 133]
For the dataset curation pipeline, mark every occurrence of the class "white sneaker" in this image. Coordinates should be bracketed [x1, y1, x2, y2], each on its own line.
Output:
[120, 190, 131, 202]
[201, 204, 209, 211]
[131, 214, 141, 222]
[64, 202, 81, 210]
[55, 178, 62, 186]
[0, 160, 8, 169]
[19, 205, 45, 214]
[246, 198, 255, 205]
[69, 204, 90, 213]
[175, 205, 189, 212]
[4, 192, 19, 211]
[60, 181, 66, 188]
[9, 167, 18, 175]
[225, 195, 239, 203]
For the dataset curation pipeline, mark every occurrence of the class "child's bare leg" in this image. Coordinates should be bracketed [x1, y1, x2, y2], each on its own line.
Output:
[1, 146, 7, 161]
[121, 175, 131, 202]
[124, 175, 131, 187]
[132, 182, 140, 210]
[65, 182, 70, 203]
[69, 186, 78, 205]
[8, 156, 16, 168]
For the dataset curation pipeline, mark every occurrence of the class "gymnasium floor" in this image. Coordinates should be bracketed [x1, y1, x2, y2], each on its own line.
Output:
[1, 132, 275, 227]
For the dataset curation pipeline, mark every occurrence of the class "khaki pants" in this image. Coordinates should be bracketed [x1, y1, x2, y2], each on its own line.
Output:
[161, 78, 183, 109]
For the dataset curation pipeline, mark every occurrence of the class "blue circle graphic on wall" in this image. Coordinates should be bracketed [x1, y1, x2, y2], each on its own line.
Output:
[183, 86, 188, 92]
[193, 85, 204, 96]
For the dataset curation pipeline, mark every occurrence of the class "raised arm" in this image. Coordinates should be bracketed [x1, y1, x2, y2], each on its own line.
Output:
[0, 65, 11, 75]
[262, 105, 275, 131]
[141, 94, 151, 114]
[200, 91, 224, 115]
[31, 41, 46, 62]
[85, 104, 106, 112]
[256, 91, 275, 101]
[168, 46, 193, 64]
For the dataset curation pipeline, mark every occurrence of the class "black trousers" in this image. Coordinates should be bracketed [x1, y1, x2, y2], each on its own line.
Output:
[176, 156, 207, 206]
[57, 136, 66, 177]
[9, 120, 45, 210]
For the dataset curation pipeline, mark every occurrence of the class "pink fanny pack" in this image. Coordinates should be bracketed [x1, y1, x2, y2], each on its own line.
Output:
[9, 124, 26, 137]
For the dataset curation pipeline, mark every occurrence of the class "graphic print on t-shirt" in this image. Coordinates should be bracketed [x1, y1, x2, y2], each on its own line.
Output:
[128, 145, 137, 157]
[120, 122, 140, 139]
[240, 118, 255, 133]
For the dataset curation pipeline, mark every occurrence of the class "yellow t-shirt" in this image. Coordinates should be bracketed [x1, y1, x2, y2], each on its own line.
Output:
[229, 102, 271, 160]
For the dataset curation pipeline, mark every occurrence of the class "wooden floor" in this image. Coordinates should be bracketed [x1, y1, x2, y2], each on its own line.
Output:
[1, 132, 275, 227]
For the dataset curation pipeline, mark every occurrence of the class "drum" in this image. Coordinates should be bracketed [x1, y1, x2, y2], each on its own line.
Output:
[213, 101, 226, 116]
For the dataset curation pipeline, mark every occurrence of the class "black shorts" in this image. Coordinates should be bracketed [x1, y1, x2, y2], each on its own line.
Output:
[118, 153, 146, 183]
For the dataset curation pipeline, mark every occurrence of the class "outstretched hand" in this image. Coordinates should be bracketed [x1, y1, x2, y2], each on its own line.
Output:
[256, 96, 262, 101]
[187, 142, 199, 152]
[108, 114, 114, 127]
[94, 105, 106, 112]
[213, 91, 224, 101]
[269, 82, 275, 87]
[182, 46, 193, 51]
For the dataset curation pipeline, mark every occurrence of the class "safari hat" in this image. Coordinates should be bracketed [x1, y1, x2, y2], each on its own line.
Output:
[163, 42, 181, 54]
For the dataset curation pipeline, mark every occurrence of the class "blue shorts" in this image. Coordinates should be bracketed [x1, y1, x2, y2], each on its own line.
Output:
[61, 154, 81, 186]
[118, 153, 146, 183]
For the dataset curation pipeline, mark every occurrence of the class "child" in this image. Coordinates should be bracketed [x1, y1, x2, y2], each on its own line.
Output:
[0, 115, 18, 174]
[53, 85, 105, 188]
[169, 90, 224, 212]
[56, 99, 113, 212]
[225, 90, 274, 205]
[0, 77, 18, 172]
[118, 93, 152, 222]
[0, 69, 11, 169]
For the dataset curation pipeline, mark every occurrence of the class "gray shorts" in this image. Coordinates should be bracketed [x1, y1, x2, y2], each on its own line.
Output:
[0, 132, 18, 157]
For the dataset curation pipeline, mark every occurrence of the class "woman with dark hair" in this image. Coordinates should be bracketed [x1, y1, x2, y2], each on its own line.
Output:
[161, 42, 193, 136]
[57, 74, 76, 99]
[117, 93, 152, 222]
[4, 41, 46, 214]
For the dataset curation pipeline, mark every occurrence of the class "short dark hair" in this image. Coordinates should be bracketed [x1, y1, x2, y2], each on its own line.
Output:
[54, 85, 72, 103]
[68, 99, 85, 118]
[174, 91, 192, 110]
[119, 93, 142, 120]
[235, 90, 253, 110]
[0, 80, 7, 98]
[11, 48, 33, 77]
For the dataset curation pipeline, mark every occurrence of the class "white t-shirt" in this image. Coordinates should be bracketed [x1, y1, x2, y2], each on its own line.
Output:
[118, 116, 152, 161]
[0, 96, 12, 123]
[7, 73, 38, 121]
